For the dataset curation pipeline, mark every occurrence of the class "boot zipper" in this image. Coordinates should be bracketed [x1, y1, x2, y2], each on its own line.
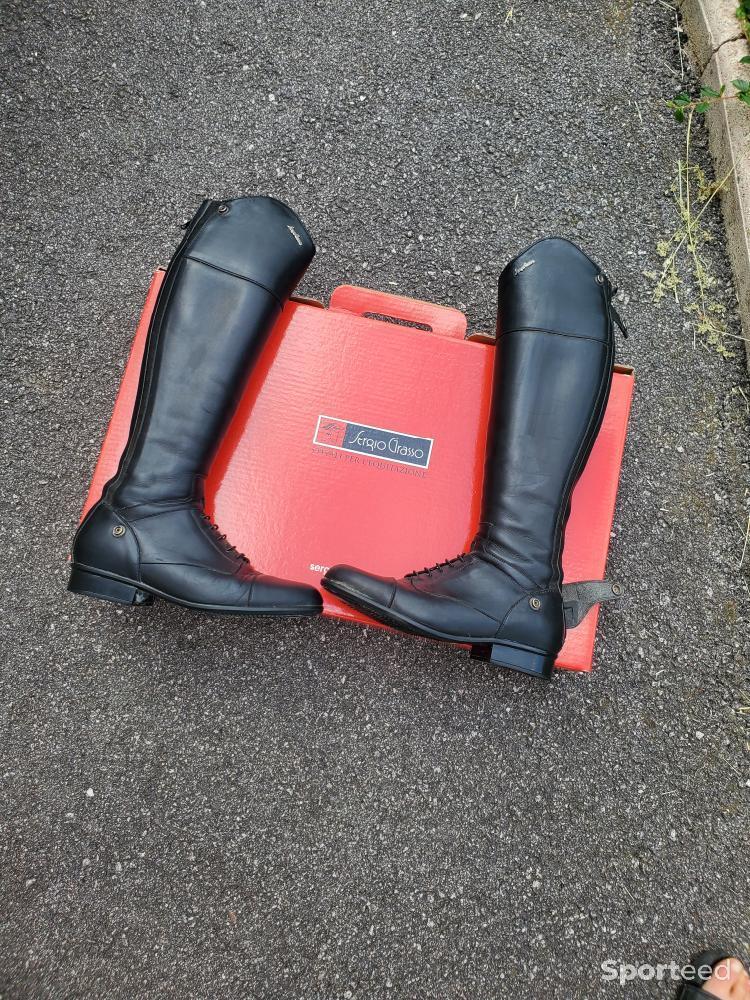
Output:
[549, 271, 618, 589]
[104, 200, 220, 500]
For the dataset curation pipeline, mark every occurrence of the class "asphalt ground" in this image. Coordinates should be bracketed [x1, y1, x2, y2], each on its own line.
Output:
[1, 1, 749, 997]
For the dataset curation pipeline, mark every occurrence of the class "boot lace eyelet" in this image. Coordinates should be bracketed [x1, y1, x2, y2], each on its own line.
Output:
[407, 553, 467, 579]
[200, 512, 249, 563]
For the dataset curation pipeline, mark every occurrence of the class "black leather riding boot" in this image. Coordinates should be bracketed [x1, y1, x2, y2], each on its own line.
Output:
[323, 238, 622, 675]
[69, 196, 322, 616]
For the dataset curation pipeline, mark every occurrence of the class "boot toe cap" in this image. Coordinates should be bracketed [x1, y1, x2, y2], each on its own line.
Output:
[323, 565, 396, 608]
[250, 574, 322, 614]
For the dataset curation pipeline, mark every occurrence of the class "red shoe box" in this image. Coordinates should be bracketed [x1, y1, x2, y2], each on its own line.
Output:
[80, 270, 634, 672]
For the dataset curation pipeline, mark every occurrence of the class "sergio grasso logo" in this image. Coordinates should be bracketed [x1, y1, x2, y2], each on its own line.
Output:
[313, 415, 433, 469]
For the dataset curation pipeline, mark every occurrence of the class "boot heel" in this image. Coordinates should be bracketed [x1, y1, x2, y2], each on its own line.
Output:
[470, 641, 555, 679]
[68, 567, 153, 607]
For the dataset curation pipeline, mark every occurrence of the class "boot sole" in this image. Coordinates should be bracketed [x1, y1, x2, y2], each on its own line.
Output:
[68, 564, 322, 617]
[322, 577, 555, 679]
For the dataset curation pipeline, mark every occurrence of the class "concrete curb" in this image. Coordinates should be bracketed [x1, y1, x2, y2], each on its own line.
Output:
[678, 0, 750, 366]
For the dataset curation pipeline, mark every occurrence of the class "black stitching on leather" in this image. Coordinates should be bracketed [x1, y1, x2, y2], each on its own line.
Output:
[185, 255, 284, 307]
[499, 326, 611, 345]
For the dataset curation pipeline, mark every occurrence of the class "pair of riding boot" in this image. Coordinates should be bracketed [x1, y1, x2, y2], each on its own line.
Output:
[69, 196, 624, 679]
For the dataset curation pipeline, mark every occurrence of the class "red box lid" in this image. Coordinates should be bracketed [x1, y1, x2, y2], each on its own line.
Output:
[82, 270, 634, 672]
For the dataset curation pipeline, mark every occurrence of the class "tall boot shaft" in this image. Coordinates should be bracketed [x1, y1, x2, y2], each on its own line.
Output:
[106, 196, 314, 508]
[70, 195, 322, 617]
[322, 237, 624, 675]
[473, 237, 616, 589]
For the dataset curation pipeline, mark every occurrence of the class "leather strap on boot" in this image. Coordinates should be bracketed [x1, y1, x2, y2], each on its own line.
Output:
[561, 579, 624, 628]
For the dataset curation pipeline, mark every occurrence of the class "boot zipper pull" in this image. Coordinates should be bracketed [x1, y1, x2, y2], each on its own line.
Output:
[598, 274, 629, 338]
[610, 303, 628, 338]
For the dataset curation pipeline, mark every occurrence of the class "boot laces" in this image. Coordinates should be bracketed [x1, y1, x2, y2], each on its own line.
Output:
[406, 553, 468, 579]
[200, 512, 249, 563]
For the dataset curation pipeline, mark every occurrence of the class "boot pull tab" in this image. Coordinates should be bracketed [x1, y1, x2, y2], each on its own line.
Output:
[610, 303, 629, 338]
[561, 579, 624, 628]
[597, 274, 629, 338]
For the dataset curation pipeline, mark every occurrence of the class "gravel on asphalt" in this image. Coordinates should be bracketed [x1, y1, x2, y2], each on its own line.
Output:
[1, 2, 749, 998]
